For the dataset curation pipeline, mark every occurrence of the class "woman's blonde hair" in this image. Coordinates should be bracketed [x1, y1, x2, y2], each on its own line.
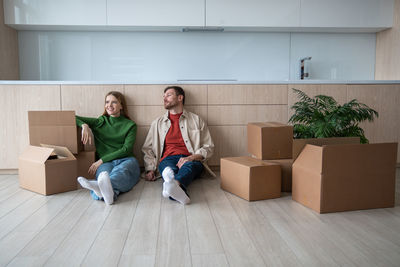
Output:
[102, 91, 131, 120]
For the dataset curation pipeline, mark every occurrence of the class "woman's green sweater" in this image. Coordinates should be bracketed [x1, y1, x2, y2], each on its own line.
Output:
[76, 115, 137, 162]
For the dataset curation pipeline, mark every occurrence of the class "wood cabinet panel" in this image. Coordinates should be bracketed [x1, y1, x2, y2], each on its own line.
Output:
[208, 105, 288, 126]
[1, 85, 60, 169]
[61, 85, 124, 117]
[208, 84, 288, 105]
[125, 84, 207, 106]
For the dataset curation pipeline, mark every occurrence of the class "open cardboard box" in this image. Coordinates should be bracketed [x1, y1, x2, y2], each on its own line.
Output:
[29, 111, 83, 154]
[292, 136, 360, 160]
[247, 122, 293, 160]
[221, 156, 281, 201]
[292, 142, 398, 213]
[19, 144, 77, 195]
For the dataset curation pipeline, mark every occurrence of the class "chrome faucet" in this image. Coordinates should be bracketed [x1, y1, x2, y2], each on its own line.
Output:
[299, 56, 312, 80]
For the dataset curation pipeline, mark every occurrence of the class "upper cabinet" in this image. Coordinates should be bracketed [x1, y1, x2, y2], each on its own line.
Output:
[3, 0, 394, 32]
[4, 0, 107, 26]
[206, 0, 300, 28]
[300, 0, 394, 29]
[107, 0, 204, 27]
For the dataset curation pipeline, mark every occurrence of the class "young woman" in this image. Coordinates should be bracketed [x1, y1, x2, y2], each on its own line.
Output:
[76, 91, 140, 205]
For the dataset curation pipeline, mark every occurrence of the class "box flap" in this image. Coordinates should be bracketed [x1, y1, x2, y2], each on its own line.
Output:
[19, 145, 54, 164]
[223, 156, 264, 167]
[28, 111, 76, 126]
[292, 137, 360, 160]
[248, 122, 288, 128]
[40, 144, 76, 160]
[293, 144, 323, 174]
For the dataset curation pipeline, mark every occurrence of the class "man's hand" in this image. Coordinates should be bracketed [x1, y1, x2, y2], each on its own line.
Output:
[81, 124, 92, 145]
[176, 154, 203, 169]
[145, 170, 157, 181]
[88, 159, 103, 175]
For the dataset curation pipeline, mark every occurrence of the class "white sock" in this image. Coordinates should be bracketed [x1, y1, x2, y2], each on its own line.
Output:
[162, 167, 175, 198]
[162, 167, 175, 183]
[77, 176, 102, 198]
[164, 180, 190, 205]
[98, 172, 114, 205]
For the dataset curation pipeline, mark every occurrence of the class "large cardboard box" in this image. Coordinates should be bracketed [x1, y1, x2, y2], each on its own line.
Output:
[264, 159, 294, 192]
[292, 143, 398, 213]
[76, 151, 96, 182]
[19, 144, 78, 195]
[292, 137, 360, 160]
[221, 156, 281, 201]
[28, 111, 82, 154]
[247, 122, 293, 160]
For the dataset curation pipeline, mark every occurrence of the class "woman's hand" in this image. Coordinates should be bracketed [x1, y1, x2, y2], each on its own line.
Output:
[145, 170, 156, 181]
[81, 124, 92, 145]
[88, 159, 103, 175]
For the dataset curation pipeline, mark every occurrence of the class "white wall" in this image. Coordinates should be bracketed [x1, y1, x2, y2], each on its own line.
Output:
[18, 31, 376, 81]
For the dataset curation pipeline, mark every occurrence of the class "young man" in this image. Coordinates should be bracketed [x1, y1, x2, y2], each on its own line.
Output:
[142, 86, 214, 204]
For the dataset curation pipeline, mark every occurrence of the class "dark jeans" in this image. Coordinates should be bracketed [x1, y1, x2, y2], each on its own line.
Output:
[158, 154, 204, 188]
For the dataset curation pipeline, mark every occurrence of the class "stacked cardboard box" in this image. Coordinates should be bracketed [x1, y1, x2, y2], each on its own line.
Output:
[220, 122, 293, 201]
[19, 111, 95, 195]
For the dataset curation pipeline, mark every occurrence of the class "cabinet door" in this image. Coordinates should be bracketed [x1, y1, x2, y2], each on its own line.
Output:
[300, 0, 393, 28]
[4, 0, 106, 25]
[206, 0, 300, 27]
[107, 0, 204, 27]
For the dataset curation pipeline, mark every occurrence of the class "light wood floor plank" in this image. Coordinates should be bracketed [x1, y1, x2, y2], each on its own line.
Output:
[0, 193, 49, 240]
[0, 190, 79, 266]
[154, 189, 192, 267]
[0, 189, 36, 218]
[7, 190, 91, 267]
[43, 193, 113, 266]
[201, 177, 265, 267]
[185, 179, 225, 255]
[0, 175, 17, 189]
[82, 179, 145, 267]
[191, 253, 229, 267]
[226, 193, 301, 267]
[119, 179, 162, 267]
[0, 183, 21, 202]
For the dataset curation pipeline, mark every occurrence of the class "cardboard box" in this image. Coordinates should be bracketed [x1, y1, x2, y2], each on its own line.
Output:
[264, 159, 294, 192]
[247, 122, 293, 160]
[220, 156, 281, 201]
[292, 143, 398, 213]
[19, 144, 77, 195]
[28, 111, 82, 154]
[292, 137, 360, 160]
[76, 151, 96, 182]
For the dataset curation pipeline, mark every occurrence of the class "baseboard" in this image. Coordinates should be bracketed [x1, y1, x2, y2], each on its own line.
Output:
[0, 169, 18, 174]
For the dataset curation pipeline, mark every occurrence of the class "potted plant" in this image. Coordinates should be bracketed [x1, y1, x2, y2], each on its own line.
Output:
[289, 88, 378, 144]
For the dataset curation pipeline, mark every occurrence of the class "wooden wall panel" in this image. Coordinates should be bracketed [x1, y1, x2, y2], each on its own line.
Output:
[1, 85, 60, 169]
[134, 126, 150, 167]
[347, 84, 400, 160]
[125, 84, 207, 105]
[61, 85, 124, 117]
[208, 126, 247, 166]
[0, 0, 19, 80]
[208, 105, 287, 126]
[208, 84, 287, 104]
[376, 0, 400, 80]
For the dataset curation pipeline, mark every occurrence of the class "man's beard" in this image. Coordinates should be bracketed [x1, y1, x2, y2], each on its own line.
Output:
[164, 101, 178, 109]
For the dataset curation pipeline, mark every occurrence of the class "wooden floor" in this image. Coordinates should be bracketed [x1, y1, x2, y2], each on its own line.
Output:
[0, 172, 400, 267]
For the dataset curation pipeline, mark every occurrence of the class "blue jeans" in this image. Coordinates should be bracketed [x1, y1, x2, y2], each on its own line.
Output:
[91, 157, 140, 201]
[158, 155, 204, 189]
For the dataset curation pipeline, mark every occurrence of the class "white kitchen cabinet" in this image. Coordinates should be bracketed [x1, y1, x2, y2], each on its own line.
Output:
[300, 0, 394, 29]
[107, 0, 204, 27]
[206, 0, 300, 28]
[4, 0, 107, 26]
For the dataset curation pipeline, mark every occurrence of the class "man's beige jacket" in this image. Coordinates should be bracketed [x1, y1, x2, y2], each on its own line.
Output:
[142, 109, 215, 177]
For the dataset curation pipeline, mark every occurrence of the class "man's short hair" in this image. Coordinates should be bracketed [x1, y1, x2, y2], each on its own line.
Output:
[164, 86, 185, 105]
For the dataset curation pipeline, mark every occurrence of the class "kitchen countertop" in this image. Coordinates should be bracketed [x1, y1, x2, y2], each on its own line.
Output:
[1, 80, 400, 85]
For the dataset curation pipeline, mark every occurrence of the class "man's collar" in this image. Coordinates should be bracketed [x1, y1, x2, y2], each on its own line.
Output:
[162, 109, 187, 121]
